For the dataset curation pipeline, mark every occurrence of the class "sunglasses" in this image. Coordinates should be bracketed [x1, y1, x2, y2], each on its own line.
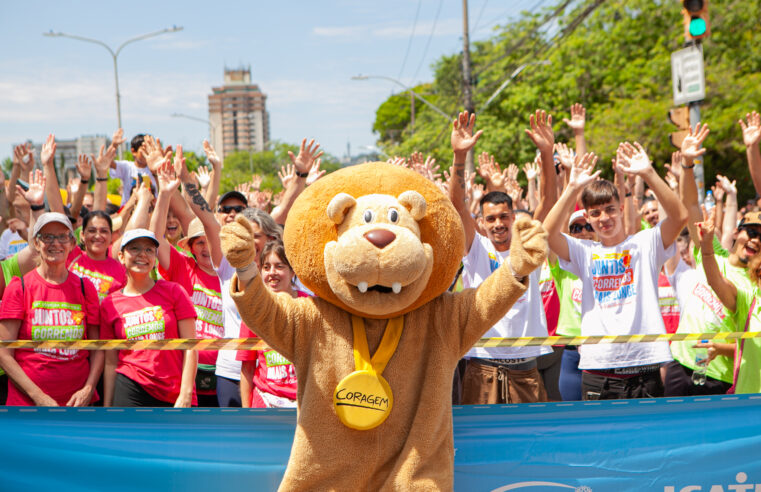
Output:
[218, 205, 245, 214]
[569, 223, 594, 234]
[742, 227, 761, 240]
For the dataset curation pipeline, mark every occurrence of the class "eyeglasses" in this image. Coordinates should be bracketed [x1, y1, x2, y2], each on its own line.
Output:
[125, 245, 157, 256]
[587, 205, 620, 219]
[742, 227, 761, 240]
[37, 233, 73, 244]
[218, 205, 245, 214]
[569, 223, 594, 234]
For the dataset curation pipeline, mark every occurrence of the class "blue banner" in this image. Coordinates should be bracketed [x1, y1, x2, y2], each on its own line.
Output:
[1, 395, 761, 491]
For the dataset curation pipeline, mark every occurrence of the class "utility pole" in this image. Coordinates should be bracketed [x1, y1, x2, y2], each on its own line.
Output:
[461, 0, 475, 174]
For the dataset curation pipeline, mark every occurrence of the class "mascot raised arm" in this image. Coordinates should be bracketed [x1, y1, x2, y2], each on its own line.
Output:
[220, 161, 547, 491]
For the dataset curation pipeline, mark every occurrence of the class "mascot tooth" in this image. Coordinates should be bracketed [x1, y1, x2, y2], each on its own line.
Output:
[221, 162, 547, 491]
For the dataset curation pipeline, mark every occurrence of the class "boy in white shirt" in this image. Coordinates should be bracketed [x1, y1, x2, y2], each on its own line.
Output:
[543, 144, 688, 399]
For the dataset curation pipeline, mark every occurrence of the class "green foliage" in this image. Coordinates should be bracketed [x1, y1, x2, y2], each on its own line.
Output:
[371, 0, 761, 202]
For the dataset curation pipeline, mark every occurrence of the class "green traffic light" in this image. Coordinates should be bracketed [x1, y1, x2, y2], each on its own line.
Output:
[689, 17, 707, 37]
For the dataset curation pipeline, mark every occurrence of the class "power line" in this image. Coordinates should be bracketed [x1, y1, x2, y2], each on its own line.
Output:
[397, 0, 423, 83]
[410, 0, 443, 85]
[471, 0, 490, 34]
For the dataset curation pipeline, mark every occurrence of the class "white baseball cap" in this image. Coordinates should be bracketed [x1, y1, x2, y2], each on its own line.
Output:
[120, 228, 159, 250]
[568, 210, 587, 228]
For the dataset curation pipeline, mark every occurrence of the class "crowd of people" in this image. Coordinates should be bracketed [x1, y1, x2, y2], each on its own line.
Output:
[0, 103, 760, 408]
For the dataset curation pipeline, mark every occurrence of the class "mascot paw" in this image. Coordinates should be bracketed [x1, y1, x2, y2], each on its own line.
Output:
[508, 217, 548, 277]
[220, 215, 258, 269]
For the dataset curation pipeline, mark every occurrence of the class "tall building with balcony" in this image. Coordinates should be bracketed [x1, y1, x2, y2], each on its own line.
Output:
[208, 67, 270, 160]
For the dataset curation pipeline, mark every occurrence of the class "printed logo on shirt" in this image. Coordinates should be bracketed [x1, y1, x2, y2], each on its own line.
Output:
[31, 300, 85, 360]
[590, 250, 636, 305]
[192, 284, 224, 339]
[692, 282, 726, 321]
[8, 239, 27, 257]
[123, 305, 165, 340]
[488, 251, 500, 273]
[71, 264, 114, 301]
[263, 350, 295, 382]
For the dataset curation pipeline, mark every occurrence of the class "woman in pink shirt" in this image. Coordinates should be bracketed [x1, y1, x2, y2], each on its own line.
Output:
[0, 213, 101, 406]
[68, 211, 127, 302]
[100, 229, 198, 407]
[238, 241, 305, 408]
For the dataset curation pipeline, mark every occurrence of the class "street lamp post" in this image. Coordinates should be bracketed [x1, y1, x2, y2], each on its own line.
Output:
[44, 26, 184, 157]
[352, 75, 452, 121]
[171, 112, 219, 146]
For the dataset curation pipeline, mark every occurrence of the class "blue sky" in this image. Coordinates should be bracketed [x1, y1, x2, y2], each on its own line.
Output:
[0, 0, 537, 163]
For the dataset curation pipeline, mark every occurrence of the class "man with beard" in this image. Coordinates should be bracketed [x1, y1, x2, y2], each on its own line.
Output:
[449, 110, 557, 404]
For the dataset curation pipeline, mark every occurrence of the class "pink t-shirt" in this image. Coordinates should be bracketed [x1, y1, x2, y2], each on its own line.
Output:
[0, 270, 100, 406]
[99, 280, 197, 405]
[159, 246, 223, 368]
[68, 246, 127, 302]
[236, 291, 307, 407]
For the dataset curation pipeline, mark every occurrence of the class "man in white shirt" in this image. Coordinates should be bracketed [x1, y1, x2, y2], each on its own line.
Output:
[543, 144, 688, 400]
[108, 131, 157, 205]
[448, 110, 556, 404]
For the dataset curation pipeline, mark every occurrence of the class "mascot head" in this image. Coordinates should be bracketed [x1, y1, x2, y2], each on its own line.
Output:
[284, 162, 465, 319]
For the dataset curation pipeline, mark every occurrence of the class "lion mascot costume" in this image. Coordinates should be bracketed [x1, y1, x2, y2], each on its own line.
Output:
[220, 162, 547, 491]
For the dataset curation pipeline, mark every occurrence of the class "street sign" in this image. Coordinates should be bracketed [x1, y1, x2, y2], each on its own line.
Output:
[671, 45, 705, 105]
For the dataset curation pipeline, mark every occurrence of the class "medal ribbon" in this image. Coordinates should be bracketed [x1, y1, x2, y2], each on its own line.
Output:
[351, 315, 404, 375]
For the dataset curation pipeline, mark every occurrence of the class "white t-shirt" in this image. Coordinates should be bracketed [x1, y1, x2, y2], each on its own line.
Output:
[110, 160, 157, 205]
[559, 224, 674, 369]
[0, 229, 27, 260]
[214, 257, 242, 381]
[462, 232, 550, 359]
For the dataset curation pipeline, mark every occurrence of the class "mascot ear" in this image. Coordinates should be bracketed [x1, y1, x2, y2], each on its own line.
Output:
[398, 191, 427, 221]
[327, 192, 357, 225]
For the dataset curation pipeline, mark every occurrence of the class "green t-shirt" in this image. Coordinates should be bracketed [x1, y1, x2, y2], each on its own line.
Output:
[549, 259, 582, 337]
[669, 251, 750, 383]
[733, 285, 761, 394]
[0, 253, 22, 377]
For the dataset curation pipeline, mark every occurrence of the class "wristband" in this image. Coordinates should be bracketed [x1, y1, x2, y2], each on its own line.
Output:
[236, 261, 258, 274]
[625, 192, 632, 197]
[30, 204, 45, 211]
[681, 162, 695, 169]
[80, 177, 90, 184]
[96, 177, 109, 182]
[506, 260, 527, 284]
[296, 171, 309, 178]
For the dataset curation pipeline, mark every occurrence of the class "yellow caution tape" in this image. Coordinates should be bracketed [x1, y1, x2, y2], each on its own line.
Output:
[0, 332, 759, 350]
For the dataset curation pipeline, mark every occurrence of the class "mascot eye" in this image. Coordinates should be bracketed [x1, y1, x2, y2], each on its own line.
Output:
[363, 210, 375, 223]
[388, 208, 399, 223]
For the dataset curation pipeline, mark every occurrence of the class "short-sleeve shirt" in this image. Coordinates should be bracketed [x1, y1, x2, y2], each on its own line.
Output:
[68, 247, 126, 302]
[214, 258, 243, 380]
[99, 280, 197, 404]
[461, 232, 550, 359]
[110, 160, 157, 205]
[732, 286, 761, 394]
[549, 259, 582, 338]
[559, 225, 674, 369]
[0, 270, 100, 406]
[159, 247, 224, 367]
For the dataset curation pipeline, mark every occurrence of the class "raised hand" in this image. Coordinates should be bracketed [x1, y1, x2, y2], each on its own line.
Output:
[157, 159, 180, 195]
[568, 152, 601, 189]
[110, 128, 126, 151]
[278, 164, 296, 189]
[681, 122, 710, 164]
[451, 111, 483, 155]
[554, 142, 576, 170]
[172, 144, 189, 182]
[716, 174, 737, 196]
[522, 161, 539, 181]
[288, 138, 324, 175]
[202, 140, 222, 169]
[21, 169, 46, 206]
[387, 156, 409, 168]
[563, 103, 586, 132]
[140, 135, 172, 174]
[40, 134, 56, 167]
[711, 182, 725, 202]
[506, 163, 520, 182]
[306, 158, 326, 186]
[739, 111, 761, 148]
[618, 142, 653, 175]
[250, 174, 263, 191]
[665, 150, 683, 180]
[76, 154, 92, 182]
[695, 204, 716, 250]
[525, 109, 554, 155]
[476, 151, 507, 191]
[196, 166, 211, 189]
[93, 143, 116, 179]
[13, 143, 34, 177]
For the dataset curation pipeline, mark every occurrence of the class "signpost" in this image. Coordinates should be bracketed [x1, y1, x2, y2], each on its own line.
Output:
[671, 44, 706, 199]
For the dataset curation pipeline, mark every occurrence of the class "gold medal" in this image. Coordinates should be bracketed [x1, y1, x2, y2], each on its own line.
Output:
[333, 316, 403, 430]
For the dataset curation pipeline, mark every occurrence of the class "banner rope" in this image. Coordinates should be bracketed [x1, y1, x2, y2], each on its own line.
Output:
[1, 331, 759, 350]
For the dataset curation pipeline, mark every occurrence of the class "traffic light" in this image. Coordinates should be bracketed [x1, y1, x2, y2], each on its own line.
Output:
[682, 0, 710, 41]
[668, 107, 690, 149]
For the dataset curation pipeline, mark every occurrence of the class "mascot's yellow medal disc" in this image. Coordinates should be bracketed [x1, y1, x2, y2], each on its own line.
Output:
[333, 316, 403, 430]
